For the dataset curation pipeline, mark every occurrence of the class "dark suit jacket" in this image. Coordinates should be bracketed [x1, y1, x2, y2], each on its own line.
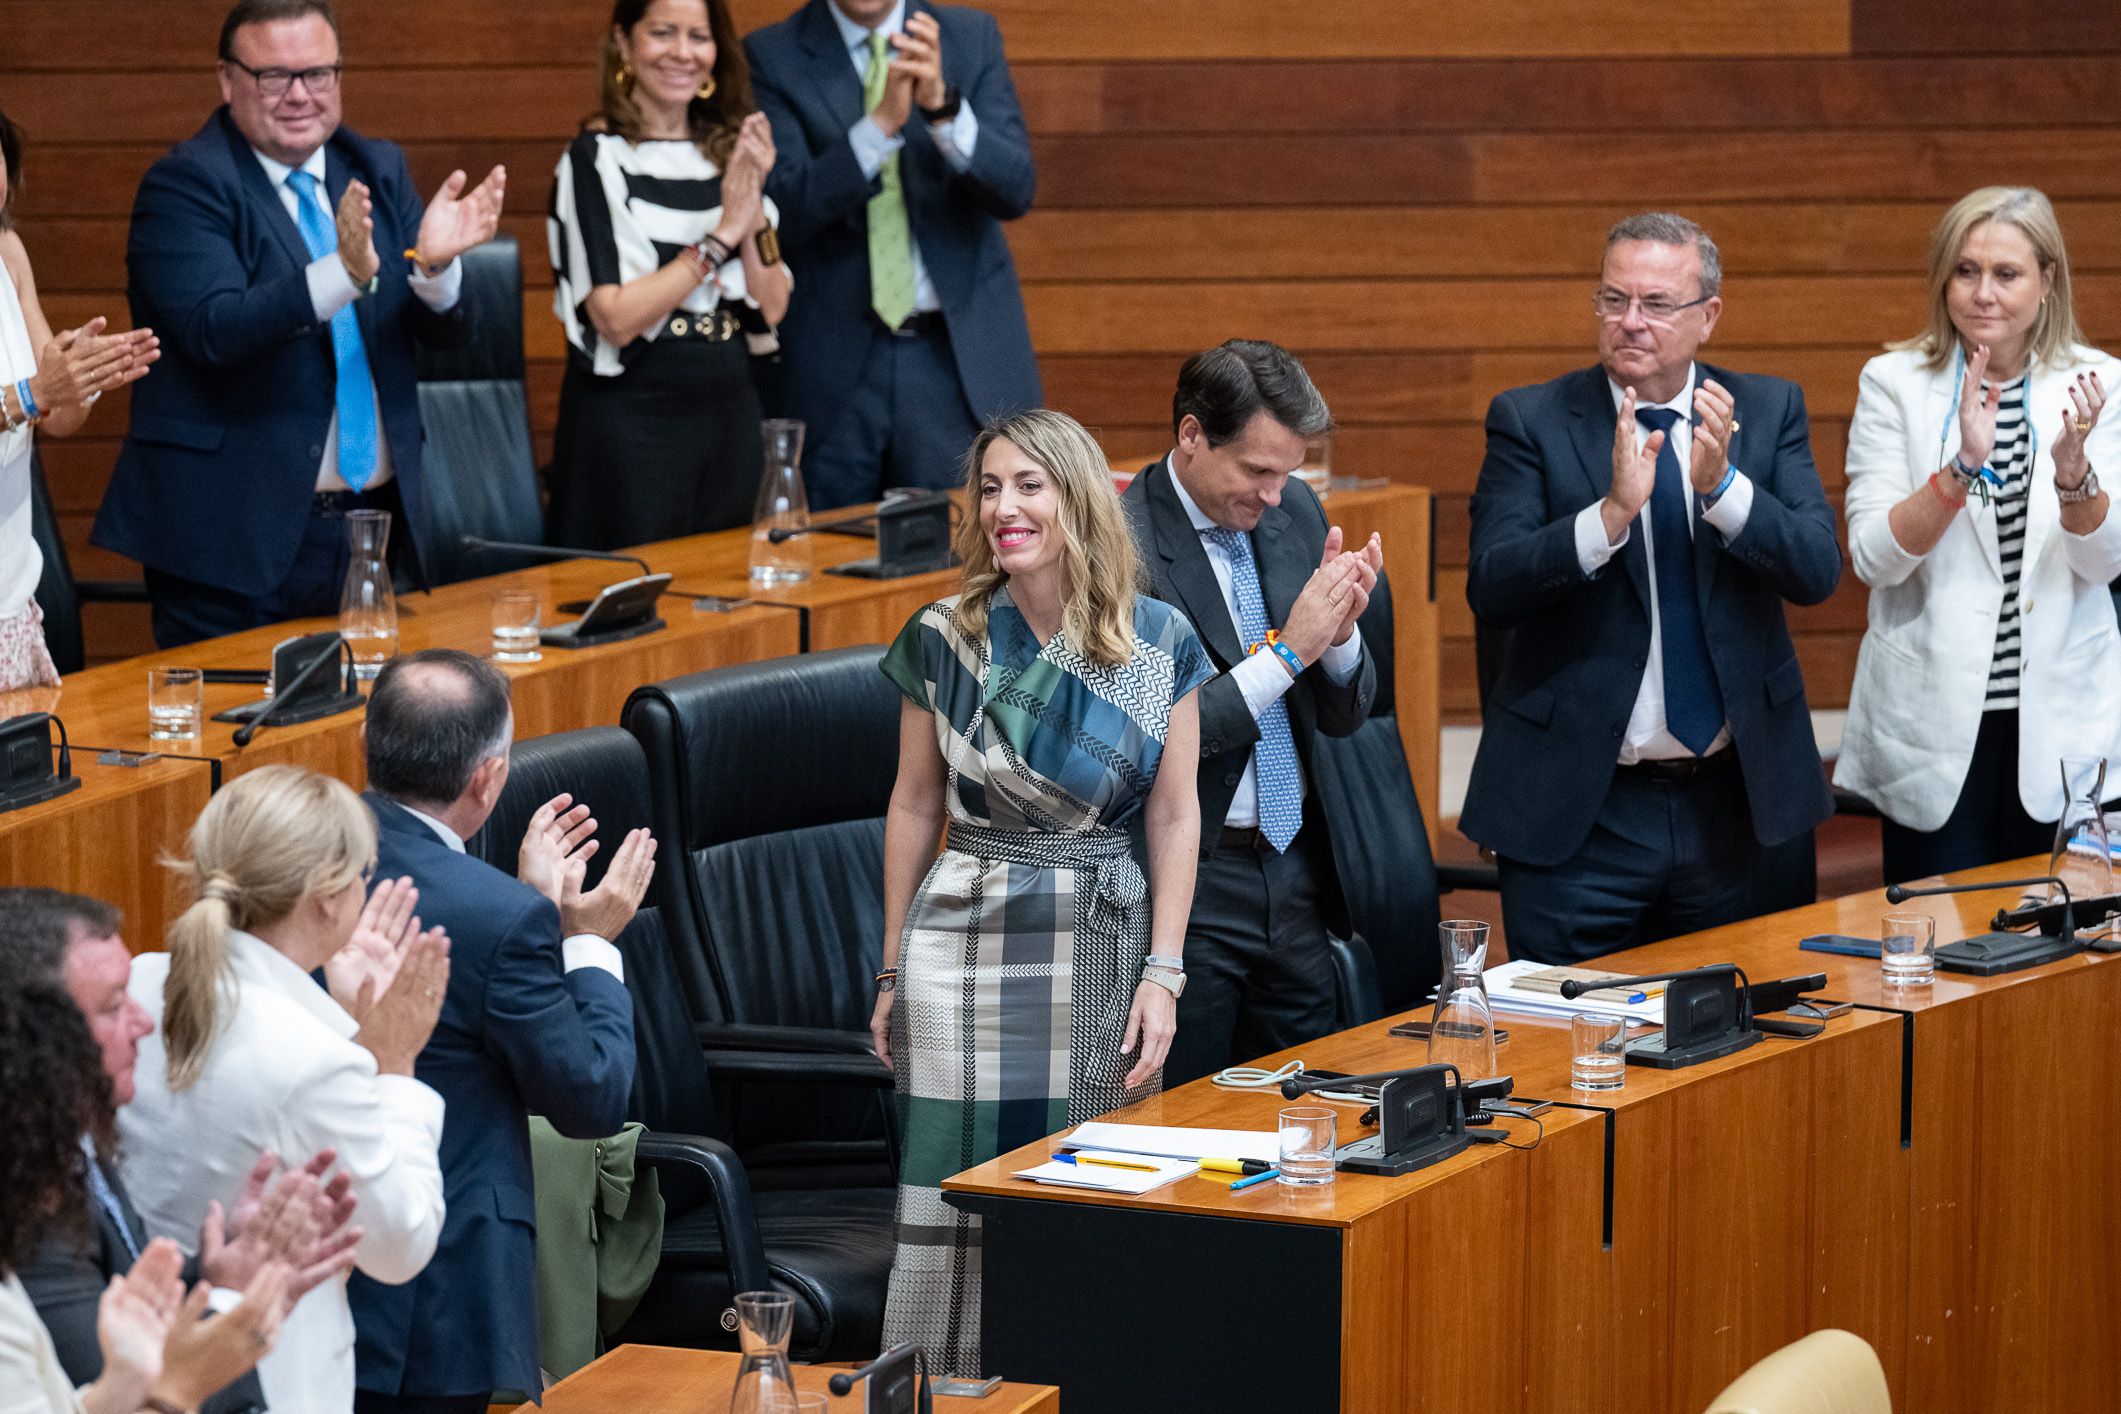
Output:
[92, 109, 474, 595]
[348, 795, 634, 1399]
[744, 0, 1040, 435]
[1460, 363, 1840, 865]
[17, 1159, 266, 1414]
[1121, 458, 1379, 922]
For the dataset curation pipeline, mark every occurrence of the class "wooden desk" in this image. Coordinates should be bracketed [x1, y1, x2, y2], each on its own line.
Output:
[0, 738, 212, 951]
[540, 1342, 1058, 1414]
[944, 997, 1901, 1414]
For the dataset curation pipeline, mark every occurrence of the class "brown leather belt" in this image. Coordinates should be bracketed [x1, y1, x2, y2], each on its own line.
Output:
[1615, 744, 1738, 784]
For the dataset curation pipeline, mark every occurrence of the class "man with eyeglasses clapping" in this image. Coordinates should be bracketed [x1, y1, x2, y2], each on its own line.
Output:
[93, 0, 507, 648]
[1460, 212, 1840, 964]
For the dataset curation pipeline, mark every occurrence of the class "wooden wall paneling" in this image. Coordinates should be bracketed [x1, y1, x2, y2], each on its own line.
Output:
[1852, 0, 2121, 54]
[1520, 1115, 1613, 1414]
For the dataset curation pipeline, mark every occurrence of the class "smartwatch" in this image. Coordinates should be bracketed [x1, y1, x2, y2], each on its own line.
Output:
[919, 86, 962, 123]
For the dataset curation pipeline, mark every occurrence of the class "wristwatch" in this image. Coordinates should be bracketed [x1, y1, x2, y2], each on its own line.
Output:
[919, 86, 962, 123]
[1140, 967, 1186, 1000]
[2059, 465, 2101, 504]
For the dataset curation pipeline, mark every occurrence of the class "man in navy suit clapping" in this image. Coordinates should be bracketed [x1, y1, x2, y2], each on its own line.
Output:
[349, 650, 653, 1414]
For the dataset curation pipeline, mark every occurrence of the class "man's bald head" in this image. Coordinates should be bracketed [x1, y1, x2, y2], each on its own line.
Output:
[365, 649, 514, 811]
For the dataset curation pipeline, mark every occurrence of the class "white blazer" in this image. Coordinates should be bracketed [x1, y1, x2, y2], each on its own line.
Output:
[1835, 344, 2121, 831]
[119, 932, 447, 1414]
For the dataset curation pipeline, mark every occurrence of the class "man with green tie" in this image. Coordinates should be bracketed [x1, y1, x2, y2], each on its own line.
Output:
[745, 0, 1040, 509]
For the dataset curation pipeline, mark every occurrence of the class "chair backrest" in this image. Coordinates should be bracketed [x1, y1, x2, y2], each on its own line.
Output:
[1702, 1329, 1891, 1414]
[624, 647, 902, 1028]
[413, 235, 544, 586]
[27, 447, 85, 675]
[1308, 573, 1444, 1014]
[463, 725, 719, 1139]
[1326, 933, 1384, 1029]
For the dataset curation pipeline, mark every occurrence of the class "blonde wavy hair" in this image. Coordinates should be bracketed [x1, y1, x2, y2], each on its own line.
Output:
[161, 766, 375, 1092]
[954, 410, 1143, 669]
[1891, 186, 2085, 373]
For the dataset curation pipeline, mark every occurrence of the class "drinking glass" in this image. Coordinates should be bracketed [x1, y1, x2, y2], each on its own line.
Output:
[2052, 757, 2113, 938]
[727, 1291, 798, 1414]
[750, 419, 811, 585]
[490, 590, 542, 663]
[1570, 1013, 1628, 1090]
[1296, 432, 1332, 502]
[147, 667, 204, 740]
[338, 509, 398, 679]
[1277, 1106, 1337, 1187]
[763, 1398, 826, 1414]
[1881, 911, 1936, 987]
[1428, 920, 1498, 1079]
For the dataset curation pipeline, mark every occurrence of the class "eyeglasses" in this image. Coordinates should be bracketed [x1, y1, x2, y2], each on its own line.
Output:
[225, 58, 342, 99]
[1592, 290, 1714, 324]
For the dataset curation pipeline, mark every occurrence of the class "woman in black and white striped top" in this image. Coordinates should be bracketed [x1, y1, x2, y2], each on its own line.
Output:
[546, 0, 792, 549]
[1837, 187, 2121, 884]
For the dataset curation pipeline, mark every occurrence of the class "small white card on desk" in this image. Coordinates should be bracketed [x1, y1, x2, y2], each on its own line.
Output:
[1063, 1121, 1280, 1165]
[1012, 1150, 1199, 1195]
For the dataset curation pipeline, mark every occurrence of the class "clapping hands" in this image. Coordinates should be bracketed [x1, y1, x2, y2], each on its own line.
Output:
[326, 876, 440, 1023]
[518, 793, 658, 942]
[93, 1237, 289, 1414]
[200, 1149, 364, 1310]
[1280, 527, 1383, 666]
[714, 113, 777, 249]
[416, 165, 506, 270]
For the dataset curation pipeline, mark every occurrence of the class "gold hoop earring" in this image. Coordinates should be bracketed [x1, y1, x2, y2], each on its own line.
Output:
[696, 74, 717, 101]
[616, 63, 634, 92]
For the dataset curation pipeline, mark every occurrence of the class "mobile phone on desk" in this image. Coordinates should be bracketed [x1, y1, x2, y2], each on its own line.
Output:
[1799, 934, 1882, 959]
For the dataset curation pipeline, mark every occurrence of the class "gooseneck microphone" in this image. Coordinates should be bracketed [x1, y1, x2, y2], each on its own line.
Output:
[767, 506, 875, 544]
[1559, 962, 1751, 1003]
[1885, 875, 2074, 945]
[1280, 1065, 1460, 1101]
[232, 638, 348, 747]
[459, 535, 651, 580]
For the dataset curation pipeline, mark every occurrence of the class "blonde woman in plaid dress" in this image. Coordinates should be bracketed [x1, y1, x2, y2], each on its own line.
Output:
[870, 410, 1210, 1376]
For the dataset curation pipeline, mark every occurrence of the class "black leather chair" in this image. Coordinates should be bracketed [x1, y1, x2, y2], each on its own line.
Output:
[624, 647, 903, 1192]
[28, 445, 147, 674]
[465, 725, 894, 1362]
[412, 234, 545, 586]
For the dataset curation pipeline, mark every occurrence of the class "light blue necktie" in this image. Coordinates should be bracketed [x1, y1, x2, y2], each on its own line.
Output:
[82, 1142, 140, 1262]
[286, 168, 378, 491]
[1636, 407, 1725, 754]
[1202, 526, 1304, 852]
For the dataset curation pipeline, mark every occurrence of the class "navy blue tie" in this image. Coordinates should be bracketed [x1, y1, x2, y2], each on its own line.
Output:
[1636, 407, 1724, 754]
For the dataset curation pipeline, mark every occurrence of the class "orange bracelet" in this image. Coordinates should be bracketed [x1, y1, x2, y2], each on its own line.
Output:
[1928, 471, 1966, 508]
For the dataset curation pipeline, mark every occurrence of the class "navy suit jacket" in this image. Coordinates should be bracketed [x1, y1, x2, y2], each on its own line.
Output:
[349, 795, 634, 1399]
[93, 109, 473, 595]
[744, 0, 1040, 436]
[1460, 363, 1840, 866]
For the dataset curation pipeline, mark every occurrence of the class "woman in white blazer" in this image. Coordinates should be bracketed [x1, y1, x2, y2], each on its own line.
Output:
[120, 767, 454, 1414]
[1837, 186, 2119, 883]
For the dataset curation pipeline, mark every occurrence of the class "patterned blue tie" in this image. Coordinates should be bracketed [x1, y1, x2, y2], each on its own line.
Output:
[1636, 407, 1725, 754]
[83, 1147, 140, 1262]
[286, 169, 378, 491]
[1201, 526, 1304, 852]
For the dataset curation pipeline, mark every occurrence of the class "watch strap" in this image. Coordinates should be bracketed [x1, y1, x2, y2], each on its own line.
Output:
[919, 86, 962, 122]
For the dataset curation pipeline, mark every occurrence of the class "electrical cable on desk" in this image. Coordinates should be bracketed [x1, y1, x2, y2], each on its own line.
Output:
[1496, 1111, 1543, 1150]
[1212, 1059, 1305, 1090]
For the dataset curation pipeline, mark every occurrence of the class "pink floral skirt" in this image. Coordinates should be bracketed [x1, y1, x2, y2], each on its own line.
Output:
[0, 598, 62, 690]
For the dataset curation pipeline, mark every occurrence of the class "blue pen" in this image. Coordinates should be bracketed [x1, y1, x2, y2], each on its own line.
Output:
[1228, 1167, 1280, 1192]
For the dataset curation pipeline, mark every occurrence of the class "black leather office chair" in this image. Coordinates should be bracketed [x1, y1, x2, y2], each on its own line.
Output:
[624, 647, 902, 1192]
[413, 234, 545, 586]
[466, 725, 893, 1362]
[28, 445, 147, 674]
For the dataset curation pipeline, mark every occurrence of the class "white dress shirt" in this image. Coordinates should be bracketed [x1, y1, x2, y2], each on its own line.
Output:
[1570, 365, 1753, 763]
[119, 930, 447, 1414]
[828, 0, 979, 316]
[400, 803, 626, 982]
[250, 145, 463, 492]
[1168, 458, 1364, 827]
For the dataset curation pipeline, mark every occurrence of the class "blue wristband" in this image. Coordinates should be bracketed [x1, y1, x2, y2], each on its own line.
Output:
[14, 379, 39, 421]
[1701, 463, 1737, 509]
[1266, 638, 1303, 678]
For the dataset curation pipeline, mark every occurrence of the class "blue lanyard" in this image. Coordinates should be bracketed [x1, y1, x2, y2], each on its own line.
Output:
[1942, 343, 2035, 491]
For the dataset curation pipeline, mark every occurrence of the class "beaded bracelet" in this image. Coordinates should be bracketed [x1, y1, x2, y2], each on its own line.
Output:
[1928, 471, 1967, 509]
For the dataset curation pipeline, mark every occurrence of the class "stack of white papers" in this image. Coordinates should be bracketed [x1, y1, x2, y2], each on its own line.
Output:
[1061, 1121, 1280, 1164]
[1471, 960, 1666, 1025]
[1012, 1150, 1198, 1194]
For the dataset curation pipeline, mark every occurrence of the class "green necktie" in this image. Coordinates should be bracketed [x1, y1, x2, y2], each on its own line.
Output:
[862, 31, 917, 330]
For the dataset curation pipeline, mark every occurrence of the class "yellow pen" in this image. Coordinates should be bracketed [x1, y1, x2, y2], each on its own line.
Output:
[1199, 1157, 1273, 1176]
[1054, 1153, 1158, 1172]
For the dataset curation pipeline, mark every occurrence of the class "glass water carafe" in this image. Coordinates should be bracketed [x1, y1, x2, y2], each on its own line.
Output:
[1428, 920, 1498, 1080]
[338, 508, 398, 680]
[2051, 756, 2114, 938]
[749, 419, 811, 585]
[727, 1291, 798, 1414]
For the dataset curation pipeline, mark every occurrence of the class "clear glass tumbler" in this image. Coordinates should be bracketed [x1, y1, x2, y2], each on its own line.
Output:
[1277, 1106, 1337, 1187]
[147, 667, 204, 740]
[1296, 432, 1332, 502]
[2052, 756, 2113, 937]
[338, 508, 398, 679]
[490, 590, 541, 663]
[1428, 920, 1498, 1079]
[727, 1291, 798, 1414]
[1881, 911, 1937, 987]
[750, 419, 811, 585]
[1570, 1012, 1628, 1090]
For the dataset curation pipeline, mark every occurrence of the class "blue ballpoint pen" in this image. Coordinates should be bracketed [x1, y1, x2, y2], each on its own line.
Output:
[1228, 1167, 1280, 1191]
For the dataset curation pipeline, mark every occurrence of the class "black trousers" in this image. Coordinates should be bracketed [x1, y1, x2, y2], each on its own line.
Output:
[144, 480, 410, 649]
[1880, 709, 2053, 885]
[1497, 754, 1756, 965]
[1162, 813, 1340, 1089]
[802, 316, 982, 510]
[353, 1391, 490, 1414]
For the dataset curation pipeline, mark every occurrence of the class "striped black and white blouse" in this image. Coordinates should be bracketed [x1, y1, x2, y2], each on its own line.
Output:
[1984, 373, 2031, 710]
[547, 129, 786, 376]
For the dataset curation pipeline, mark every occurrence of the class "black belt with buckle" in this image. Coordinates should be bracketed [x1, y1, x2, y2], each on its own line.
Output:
[1208, 824, 1277, 852]
[882, 310, 946, 338]
[1616, 744, 1738, 784]
[665, 309, 742, 342]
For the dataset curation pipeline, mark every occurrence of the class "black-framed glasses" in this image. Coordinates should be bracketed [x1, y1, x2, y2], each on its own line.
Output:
[225, 58, 342, 99]
[1591, 289, 1714, 324]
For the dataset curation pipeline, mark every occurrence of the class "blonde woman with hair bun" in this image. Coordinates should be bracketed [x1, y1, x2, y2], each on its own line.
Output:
[871, 409, 1211, 1376]
[1836, 187, 2121, 881]
[118, 766, 453, 1414]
